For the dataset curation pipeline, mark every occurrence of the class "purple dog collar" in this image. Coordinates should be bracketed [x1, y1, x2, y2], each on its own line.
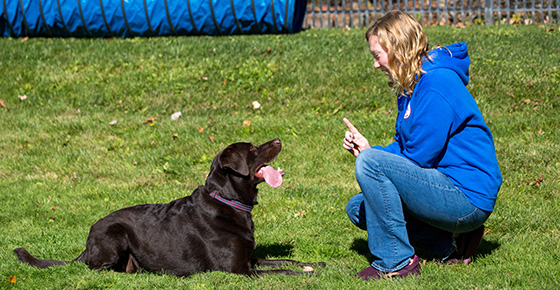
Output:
[209, 192, 253, 213]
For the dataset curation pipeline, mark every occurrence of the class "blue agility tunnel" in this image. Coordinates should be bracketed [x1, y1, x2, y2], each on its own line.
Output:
[0, 0, 307, 37]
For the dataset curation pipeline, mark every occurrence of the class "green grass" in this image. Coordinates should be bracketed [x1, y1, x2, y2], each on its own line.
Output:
[1, 25, 559, 289]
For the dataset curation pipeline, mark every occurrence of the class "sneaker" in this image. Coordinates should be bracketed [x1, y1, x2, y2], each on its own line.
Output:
[446, 225, 485, 265]
[356, 255, 421, 280]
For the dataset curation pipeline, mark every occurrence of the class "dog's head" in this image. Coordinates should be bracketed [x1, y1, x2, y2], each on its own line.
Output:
[206, 139, 283, 205]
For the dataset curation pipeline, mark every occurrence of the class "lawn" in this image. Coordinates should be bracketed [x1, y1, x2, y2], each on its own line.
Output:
[0, 25, 559, 289]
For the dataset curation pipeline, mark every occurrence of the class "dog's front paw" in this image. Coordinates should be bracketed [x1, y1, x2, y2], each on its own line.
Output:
[303, 266, 315, 272]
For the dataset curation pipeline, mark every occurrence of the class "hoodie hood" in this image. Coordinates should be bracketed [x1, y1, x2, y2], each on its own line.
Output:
[422, 42, 470, 85]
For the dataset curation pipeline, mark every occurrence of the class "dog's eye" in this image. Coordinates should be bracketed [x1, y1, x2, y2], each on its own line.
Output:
[249, 146, 257, 151]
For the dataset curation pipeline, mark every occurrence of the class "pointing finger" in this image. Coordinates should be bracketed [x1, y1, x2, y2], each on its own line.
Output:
[343, 118, 360, 135]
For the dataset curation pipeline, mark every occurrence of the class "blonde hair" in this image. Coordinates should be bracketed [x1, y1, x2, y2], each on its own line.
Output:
[365, 10, 429, 95]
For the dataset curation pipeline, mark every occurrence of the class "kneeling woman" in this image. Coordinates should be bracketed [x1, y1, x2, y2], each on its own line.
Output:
[342, 10, 502, 280]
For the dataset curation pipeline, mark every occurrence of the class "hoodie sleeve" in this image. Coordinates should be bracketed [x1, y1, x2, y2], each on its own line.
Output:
[372, 79, 457, 167]
[400, 88, 456, 167]
[372, 142, 401, 155]
[371, 96, 408, 156]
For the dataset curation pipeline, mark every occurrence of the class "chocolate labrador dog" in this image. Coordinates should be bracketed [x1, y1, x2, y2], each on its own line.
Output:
[14, 138, 324, 277]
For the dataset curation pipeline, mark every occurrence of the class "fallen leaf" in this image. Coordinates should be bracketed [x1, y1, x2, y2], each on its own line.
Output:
[18, 95, 27, 101]
[142, 117, 157, 124]
[0, 100, 6, 109]
[171, 112, 182, 120]
[8, 276, 16, 284]
[243, 120, 252, 127]
[547, 27, 554, 32]
[252, 101, 261, 109]
[172, 133, 178, 139]
[21, 37, 29, 42]
[109, 120, 117, 126]
[198, 127, 204, 133]
[208, 136, 215, 142]
[529, 175, 544, 187]
[51, 206, 57, 211]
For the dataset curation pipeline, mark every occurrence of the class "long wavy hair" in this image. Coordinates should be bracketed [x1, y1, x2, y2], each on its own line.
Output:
[365, 10, 430, 96]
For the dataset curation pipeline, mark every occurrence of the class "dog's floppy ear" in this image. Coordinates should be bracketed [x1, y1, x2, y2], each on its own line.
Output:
[219, 147, 250, 176]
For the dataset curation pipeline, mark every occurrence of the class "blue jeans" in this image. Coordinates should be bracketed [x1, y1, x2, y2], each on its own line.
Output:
[346, 148, 490, 273]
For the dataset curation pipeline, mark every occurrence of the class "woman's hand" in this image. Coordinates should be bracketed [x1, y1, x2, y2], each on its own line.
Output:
[342, 118, 371, 157]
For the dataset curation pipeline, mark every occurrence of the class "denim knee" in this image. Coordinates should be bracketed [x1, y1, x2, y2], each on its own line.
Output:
[354, 148, 381, 183]
[346, 193, 367, 230]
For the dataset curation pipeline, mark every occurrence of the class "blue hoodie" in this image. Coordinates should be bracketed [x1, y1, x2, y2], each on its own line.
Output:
[373, 42, 502, 212]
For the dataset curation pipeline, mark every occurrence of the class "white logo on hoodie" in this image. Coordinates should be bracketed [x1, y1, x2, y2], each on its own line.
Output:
[404, 102, 411, 119]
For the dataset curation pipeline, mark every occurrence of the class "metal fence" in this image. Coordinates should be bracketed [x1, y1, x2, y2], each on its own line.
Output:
[303, 0, 560, 28]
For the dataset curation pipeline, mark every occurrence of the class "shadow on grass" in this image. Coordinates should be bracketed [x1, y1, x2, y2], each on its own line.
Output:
[253, 243, 294, 259]
[349, 238, 372, 260]
[477, 239, 500, 259]
[350, 237, 500, 262]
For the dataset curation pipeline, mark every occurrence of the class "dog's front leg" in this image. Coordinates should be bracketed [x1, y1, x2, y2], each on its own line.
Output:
[252, 258, 326, 269]
[250, 258, 326, 276]
[250, 269, 312, 276]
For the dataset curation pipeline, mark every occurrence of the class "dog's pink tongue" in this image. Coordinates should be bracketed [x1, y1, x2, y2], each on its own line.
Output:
[260, 166, 283, 188]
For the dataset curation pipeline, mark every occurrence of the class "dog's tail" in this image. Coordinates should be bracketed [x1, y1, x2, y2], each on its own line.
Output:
[13, 247, 69, 268]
